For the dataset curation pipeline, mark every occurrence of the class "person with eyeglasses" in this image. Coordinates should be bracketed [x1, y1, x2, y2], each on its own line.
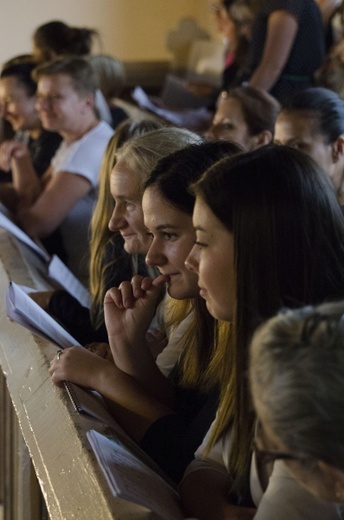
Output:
[249, 300, 344, 518]
[0, 56, 113, 284]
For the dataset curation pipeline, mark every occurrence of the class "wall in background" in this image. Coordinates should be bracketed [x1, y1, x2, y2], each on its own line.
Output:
[0, 0, 218, 66]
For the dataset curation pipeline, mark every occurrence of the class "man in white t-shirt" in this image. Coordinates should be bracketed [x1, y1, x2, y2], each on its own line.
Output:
[0, 56, 114, 283]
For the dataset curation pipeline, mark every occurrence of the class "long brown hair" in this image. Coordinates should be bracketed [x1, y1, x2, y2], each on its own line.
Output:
[193, 144, 344, 494]
[144, 141, 242, 388]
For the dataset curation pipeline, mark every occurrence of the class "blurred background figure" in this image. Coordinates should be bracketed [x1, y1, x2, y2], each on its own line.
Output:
[189, 0, 254, 104]
[0, 57, 62, 178]
[32, 20, 112, 125]
[246, 0, 325, 103]
[32, 20, 99, 62]
[206, 85, 280, 149]
[215, 0, 254, 92]
[274, 87, 344, 205]
[316, 1, 344, 97]
[89, 54, 128, 129]
[0, 57, 114, 282]
[316, 0, 343, 45]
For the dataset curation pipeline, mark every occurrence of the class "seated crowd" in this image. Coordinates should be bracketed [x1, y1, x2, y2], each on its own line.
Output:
[2, 5, 344, 519]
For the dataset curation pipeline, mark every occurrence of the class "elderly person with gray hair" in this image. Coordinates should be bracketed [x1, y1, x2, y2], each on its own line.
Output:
[250, 300, 344, 517]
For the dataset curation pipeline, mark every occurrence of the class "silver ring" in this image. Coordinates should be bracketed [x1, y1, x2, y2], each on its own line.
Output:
[56, 349, 63, 360]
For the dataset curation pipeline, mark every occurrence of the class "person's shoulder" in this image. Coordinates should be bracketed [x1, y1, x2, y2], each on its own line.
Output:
[94, 120, 115, 138]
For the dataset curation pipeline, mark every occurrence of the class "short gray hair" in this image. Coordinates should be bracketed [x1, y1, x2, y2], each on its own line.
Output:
[249, 300, 344, 469]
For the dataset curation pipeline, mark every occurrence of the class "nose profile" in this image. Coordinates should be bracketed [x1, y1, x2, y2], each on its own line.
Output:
[185, 244, 199, 273]
[145, 238, 165, 267]
[108, 205, 126, 231]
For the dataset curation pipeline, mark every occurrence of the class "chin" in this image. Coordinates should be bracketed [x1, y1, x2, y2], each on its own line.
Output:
[123, 240, 146, 256]
[168, 291, 187, 300]
[205, 301, 230, 321]
[123, 243, 135, 254]
[168, 284, 197, 300]
[41, 118, 57, 131]
[167, 286, 185, 300]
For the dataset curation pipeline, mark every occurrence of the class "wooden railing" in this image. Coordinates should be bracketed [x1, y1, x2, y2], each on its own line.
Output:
[0, 230, 157, 520]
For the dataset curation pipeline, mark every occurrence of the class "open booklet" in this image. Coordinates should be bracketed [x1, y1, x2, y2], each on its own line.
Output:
[87, 429, 184, 520]
[64, 381, 176, 480]
[132, 86, 211, 131]
[6, 282, 81, 349]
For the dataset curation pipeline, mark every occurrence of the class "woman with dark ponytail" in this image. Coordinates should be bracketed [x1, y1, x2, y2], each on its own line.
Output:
[33, 20, 99, 62]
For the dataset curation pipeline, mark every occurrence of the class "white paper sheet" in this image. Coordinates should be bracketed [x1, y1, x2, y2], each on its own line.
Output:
[48, 255, 91, 308]
[6, 282, 80, 349]
[87, 430, 183, 520]
[132, 86, 211, 129]
[0, 207, 50, 262]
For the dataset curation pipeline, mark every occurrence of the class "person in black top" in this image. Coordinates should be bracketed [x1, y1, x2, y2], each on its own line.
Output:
[247, 0, 325, 103]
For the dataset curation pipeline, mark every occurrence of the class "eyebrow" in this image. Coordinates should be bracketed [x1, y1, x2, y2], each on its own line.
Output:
[155, 224, 180, 231]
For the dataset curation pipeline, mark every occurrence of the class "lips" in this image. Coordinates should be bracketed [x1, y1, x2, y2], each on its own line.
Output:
[199, 287, 207, 298]
[160, 272, 179, 277]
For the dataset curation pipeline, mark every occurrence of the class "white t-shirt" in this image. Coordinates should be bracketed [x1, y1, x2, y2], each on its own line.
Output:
[51, 121, 114, 283]
[183, 419, 341, 519]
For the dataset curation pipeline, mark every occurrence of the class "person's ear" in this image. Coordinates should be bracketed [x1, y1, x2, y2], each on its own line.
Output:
[317, 460, 344, 501]
[252, 130, 273, 149]
[331, 136, 344, 163]
[85, 92, 95, 108]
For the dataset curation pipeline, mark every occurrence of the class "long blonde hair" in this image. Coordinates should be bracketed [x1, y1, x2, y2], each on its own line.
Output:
[89, 119, 163, 328]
